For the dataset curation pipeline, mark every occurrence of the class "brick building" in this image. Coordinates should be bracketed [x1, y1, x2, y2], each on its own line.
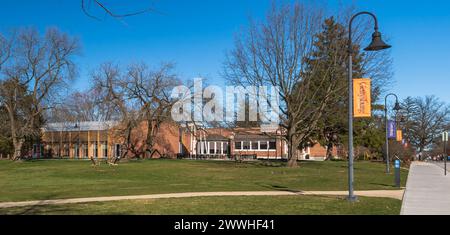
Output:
[37, 121, 336, 161]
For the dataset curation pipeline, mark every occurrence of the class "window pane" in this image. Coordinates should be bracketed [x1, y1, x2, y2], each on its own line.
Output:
[260, 142, 268, 150]
[252, 142, 259, 150]
[210, 142, 215, 154]
[216, 142, 222, 154]
[224, 143, 229, 154]
[235, 141, 241, 150]
[243, 141, 250, 150]
[103, 144, 108, 157]
[269, 141, 276, 150]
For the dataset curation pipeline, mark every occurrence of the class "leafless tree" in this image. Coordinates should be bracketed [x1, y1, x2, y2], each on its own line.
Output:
[92, 62, 180, 159]
[48, 89, 119, 123]
[0, 33, 11, 70]
[400, 96, 450, 154]
[0, 28, 79, 160]
[224, 2, 394, 167]
[223, 3, 338, 167]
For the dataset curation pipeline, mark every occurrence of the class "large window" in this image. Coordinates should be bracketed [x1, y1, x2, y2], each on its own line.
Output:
[269, 141, 277, 150]
[234, 140, 277, 151]
[202, 142, 227, 155]
[235, 141, 241, 150]
[252, 142, 259, 150]
[223, 143, 229, 154]
[93, 143, 98, 158]
[103, 144, 108, 158]
[243, 141, 250, 150]
[209, 142, 215, 154]
[260, 141, 268, 150]
[83, 144, 88, 158]
[216, 142, 222, 154]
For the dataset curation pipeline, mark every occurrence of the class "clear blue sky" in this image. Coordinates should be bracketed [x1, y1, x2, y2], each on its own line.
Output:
[1, 0, 449, 103]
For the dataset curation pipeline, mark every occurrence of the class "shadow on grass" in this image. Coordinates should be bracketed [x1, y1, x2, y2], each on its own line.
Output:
[255, 183, 303, 193]
[4, 193, 62, 215]
[369, 183, 397, 188]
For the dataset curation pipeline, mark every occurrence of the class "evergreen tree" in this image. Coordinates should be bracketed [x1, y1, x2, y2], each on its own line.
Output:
[305, 17, 386, 160]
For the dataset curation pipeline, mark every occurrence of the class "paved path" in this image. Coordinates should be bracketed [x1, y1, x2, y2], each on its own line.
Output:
[0, 190, 404, 209]
[401, 162, 450, 215]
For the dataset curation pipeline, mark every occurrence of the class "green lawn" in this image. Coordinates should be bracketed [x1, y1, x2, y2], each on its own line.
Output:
[0, 195, 402, 215]
[0, 159, 407, 203]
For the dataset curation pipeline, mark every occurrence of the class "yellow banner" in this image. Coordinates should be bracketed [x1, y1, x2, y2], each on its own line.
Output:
[353, 78, 372, 118]
[397, 130, 403, 142]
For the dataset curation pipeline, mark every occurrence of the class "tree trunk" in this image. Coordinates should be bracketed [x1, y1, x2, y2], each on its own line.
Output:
[325, 143, 333, 161]
[145, 119, 158, 159]
[287, 132, 299, 167]
[12, 139, 24, 161]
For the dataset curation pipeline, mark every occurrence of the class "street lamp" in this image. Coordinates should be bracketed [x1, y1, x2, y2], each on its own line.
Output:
[348, 12, 391, 202]
[385, 94, 401, 174]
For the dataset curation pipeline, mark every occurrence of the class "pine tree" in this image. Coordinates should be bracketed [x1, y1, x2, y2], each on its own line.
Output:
[305, 17, 385, 160]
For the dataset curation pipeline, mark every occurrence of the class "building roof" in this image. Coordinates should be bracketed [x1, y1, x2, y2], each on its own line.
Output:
[43, 121, 118, 132]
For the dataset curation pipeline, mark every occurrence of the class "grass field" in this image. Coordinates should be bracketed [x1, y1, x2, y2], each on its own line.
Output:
[0, 159, 407, 203]
[0, 195, 402, 215]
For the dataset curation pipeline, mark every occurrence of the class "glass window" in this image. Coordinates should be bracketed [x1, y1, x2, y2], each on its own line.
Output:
[252, 142, 259, 150]
[216, 142, 222, 154]
[243, 141, 250, 150]
[103, 144, 108, 158]
[223, 143, 229, 154]
[269, 141, 277, 150]
[235, 141, 242, 150]
[260, 141, 268, 150]
[209, 142, 215, 154]
[83, 144, 88, 158]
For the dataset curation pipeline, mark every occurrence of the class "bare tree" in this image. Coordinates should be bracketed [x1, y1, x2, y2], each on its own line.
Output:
[93, 62, 180, 159]
[0, 33, 11, 70]
[400, 96, 450, 154]
[224, 3, 344, 167]
[0, 28, 79, 160]
[48, 89, 119, 123]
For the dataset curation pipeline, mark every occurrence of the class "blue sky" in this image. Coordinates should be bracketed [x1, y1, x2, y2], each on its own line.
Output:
[1, 0, 449, 103]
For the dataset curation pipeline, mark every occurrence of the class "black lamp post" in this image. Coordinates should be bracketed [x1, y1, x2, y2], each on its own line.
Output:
[385, 94, 401, 174]
[348, 12, 391, 201]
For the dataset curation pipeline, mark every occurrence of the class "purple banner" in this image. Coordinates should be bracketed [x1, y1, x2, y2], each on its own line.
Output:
[388, 120, 397, 139]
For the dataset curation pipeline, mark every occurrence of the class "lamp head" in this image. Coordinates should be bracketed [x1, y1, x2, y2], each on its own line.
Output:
[364, 31, 392, 51]
[393, 102, 402, 112]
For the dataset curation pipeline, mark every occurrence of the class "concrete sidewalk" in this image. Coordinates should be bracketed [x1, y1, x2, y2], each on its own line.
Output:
[0, 190, 404, 209]
[401, 162, 450, 215]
